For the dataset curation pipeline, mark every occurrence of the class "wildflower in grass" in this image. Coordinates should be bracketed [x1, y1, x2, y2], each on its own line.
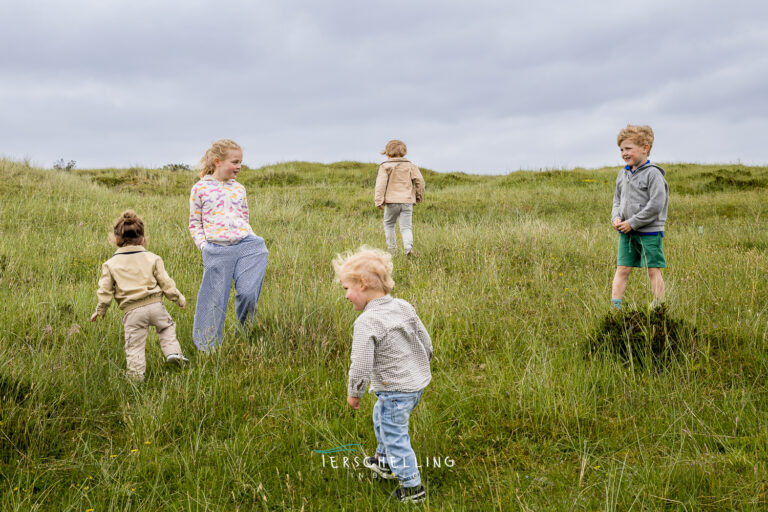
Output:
[144, 441, 151, 445]
[86, 509, 94, 512]
[110, 454, 117, 458]
[130, 449, 138, 453]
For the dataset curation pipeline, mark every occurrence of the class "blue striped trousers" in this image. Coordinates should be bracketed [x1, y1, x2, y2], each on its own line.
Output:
[193, 235, 268, 350]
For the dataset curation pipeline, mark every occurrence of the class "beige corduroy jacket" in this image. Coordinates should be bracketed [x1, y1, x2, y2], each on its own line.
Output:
[93, 246, 186, 316]
[373, 158, 425, 207]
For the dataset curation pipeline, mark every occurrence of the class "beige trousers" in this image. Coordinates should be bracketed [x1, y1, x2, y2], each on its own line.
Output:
[122, 302, 182, 377]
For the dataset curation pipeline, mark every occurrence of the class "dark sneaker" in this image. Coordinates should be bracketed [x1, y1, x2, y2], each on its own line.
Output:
[391, 484, 426, 503]
[363, 456, 396, 479]
[166, 353, 189, 365]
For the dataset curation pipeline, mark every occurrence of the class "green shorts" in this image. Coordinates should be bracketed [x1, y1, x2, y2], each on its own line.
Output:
[617, 232, 666, 268]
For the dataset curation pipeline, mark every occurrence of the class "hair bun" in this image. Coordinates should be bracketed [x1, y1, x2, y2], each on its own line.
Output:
[112, 210, 145, 247]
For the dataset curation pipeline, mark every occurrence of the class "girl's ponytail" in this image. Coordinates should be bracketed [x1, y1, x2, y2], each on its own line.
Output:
[198, 139, 242, 178]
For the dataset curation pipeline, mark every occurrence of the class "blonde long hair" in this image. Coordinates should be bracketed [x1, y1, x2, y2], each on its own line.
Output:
[198, 139, 242, 178]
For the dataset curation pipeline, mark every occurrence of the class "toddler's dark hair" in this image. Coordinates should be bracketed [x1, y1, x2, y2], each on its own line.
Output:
[112, 210, 146, 247]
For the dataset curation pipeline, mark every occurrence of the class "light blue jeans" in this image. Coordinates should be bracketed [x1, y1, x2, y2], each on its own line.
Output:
[193, 235, 268, 350]
[383, 203, 414, 254]
[372, 390, 424, 487]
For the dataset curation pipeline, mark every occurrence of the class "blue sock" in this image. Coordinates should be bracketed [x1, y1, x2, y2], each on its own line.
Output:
[611, 298, 622, 309]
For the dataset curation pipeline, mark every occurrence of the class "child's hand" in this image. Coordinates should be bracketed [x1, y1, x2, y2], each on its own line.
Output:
[89, 312, 100, 322]
[180, 303, 186, 310]
[615, 220, 632, 233]
[612, 218, 622, 229]
[347, 396, 360, 410]
[615, 221, 632, 233]
[377, 205, 384, 210]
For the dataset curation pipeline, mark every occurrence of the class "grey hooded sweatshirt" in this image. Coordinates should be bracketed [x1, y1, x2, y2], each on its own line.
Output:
[611, 162, 668, 232]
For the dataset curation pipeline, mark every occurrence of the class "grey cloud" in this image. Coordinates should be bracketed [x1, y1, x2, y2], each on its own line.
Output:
[1, 0, 766, 171]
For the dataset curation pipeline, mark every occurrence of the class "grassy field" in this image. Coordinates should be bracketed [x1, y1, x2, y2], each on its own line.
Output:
[0, 158, 766, 511]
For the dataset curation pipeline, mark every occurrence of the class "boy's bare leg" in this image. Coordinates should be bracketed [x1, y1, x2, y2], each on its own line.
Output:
[611, 266, 632, 300]
[647, 268, 665, 302]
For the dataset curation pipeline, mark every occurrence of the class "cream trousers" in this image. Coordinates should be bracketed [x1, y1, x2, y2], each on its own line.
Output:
[122, 302, 182, 377]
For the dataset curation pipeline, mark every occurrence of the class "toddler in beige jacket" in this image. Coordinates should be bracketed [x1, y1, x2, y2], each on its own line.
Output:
[90, 211, 188, 381]
[373, 140, 425, 256]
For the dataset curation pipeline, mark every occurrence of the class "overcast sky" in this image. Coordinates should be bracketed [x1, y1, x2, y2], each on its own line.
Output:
[1, 0, 766, 174]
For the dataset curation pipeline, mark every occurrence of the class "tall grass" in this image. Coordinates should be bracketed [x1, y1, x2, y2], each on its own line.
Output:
[0, 158, 766, 510]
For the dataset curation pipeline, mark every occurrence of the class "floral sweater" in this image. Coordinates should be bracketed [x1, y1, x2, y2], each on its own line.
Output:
[188, 175, 255, 249]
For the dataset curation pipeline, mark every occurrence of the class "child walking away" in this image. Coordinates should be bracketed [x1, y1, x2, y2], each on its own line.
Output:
[374, 140, 425, 256]
[189, 139, 269, 351]
[611, 125, 668, 309]
[333, 247, 432, 503]
[90, 211, 189, 382]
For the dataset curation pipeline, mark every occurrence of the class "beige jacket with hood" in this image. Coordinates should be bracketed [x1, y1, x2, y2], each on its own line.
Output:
[94, 246, 186, 316]
[374, 158, 425, 207]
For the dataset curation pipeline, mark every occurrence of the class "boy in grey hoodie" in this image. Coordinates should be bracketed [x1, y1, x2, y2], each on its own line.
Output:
[611, 125, 668, 309]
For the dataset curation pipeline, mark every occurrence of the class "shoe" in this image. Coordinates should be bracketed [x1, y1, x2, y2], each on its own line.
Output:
[166, 353, 189, 365]
[391, 484, 426, 503]
[363, 456, 396, 480]
[405, 249, 417, 258]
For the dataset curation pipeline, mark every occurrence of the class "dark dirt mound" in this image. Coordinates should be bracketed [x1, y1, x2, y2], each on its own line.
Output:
[586, 304, 697, 368]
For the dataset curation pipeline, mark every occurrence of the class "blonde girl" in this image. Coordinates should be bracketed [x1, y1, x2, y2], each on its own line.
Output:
[188, 139, 269, 351]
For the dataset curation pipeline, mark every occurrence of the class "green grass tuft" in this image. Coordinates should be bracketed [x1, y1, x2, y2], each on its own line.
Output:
[586, 305, 697, 368]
